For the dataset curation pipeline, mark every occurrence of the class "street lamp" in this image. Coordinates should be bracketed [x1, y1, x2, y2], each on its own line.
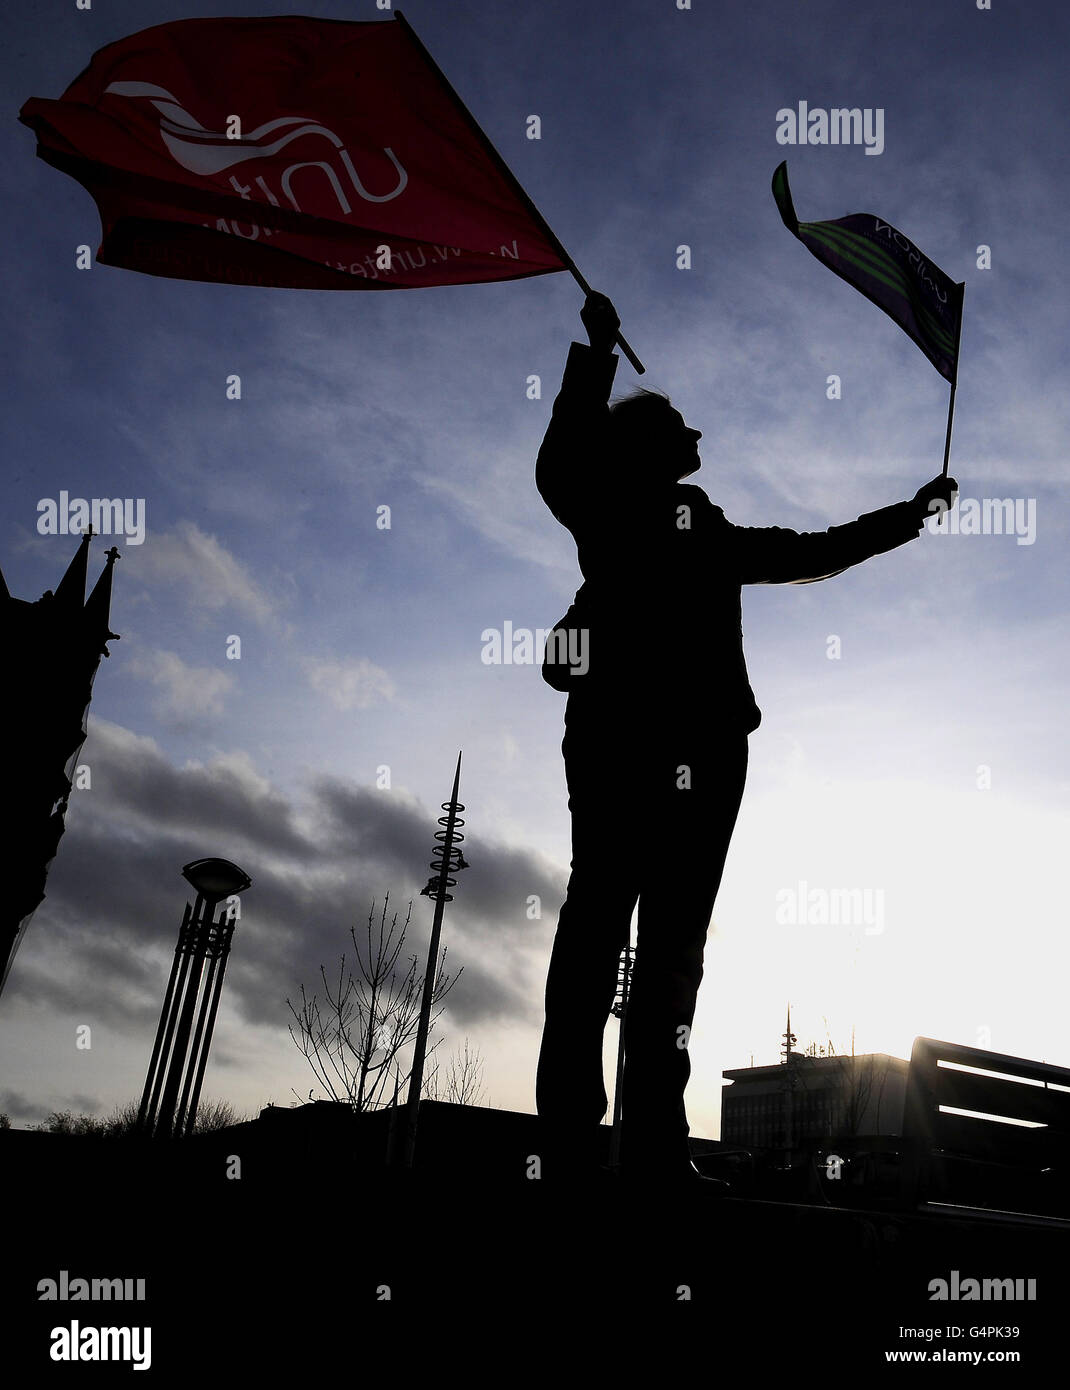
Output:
[182, 858, 251, 902]
[137, 858, 251, 1138]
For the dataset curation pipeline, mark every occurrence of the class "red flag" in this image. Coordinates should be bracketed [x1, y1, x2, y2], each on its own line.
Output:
[19, 15, 569, 291]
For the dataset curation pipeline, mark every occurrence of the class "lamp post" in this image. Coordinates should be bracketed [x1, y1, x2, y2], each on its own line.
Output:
[137, 858, 251, 1138]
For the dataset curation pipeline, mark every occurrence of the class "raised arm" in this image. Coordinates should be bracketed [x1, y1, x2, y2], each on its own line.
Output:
[729, 476, 959, 584]
[535, 293, 621, 526]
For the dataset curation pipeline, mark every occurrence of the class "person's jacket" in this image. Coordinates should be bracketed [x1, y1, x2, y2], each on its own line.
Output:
[536, 342, 929, 733]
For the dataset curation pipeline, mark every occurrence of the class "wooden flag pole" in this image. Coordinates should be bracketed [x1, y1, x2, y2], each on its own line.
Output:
[394, 11, 646, 374]
[940, 282, 966, 479]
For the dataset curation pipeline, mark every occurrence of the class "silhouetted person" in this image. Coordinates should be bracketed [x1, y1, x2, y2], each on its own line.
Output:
[535, 292, 956, 1188]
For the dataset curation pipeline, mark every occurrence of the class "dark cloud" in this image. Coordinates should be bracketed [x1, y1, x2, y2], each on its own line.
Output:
[7, 720, 563, 1054]
[0, 1089, 103, 1127]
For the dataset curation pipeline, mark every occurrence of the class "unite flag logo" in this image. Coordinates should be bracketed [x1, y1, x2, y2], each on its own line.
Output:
[20, 15, 569, 291]
[101, 80, 410, 197]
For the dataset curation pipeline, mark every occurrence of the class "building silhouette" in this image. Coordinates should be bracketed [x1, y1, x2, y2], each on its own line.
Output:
[721, 1049, 909, 1151]
[0, 531, 119, 995]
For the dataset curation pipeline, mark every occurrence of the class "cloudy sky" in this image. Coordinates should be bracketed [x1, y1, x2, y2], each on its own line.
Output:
[1, 0, 1067, 1142]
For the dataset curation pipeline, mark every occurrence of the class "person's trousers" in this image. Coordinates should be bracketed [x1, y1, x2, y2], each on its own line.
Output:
[536, 696, 748, 1169]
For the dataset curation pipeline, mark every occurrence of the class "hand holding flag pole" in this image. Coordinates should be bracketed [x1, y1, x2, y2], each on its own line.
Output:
[580, 291, 621, 354]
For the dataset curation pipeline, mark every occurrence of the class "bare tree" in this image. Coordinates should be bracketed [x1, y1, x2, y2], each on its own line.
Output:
[180, 1097, 247, 1132]
[28, 1110, 106, 1136]
[287, 896, 461, 1112]
[108, 1096, 244, 1135]
[425, 1037, 486, 1106]
[821, 1020, 889, 1137]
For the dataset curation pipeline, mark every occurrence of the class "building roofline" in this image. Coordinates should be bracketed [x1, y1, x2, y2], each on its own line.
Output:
[723, 1052, 909, 1080]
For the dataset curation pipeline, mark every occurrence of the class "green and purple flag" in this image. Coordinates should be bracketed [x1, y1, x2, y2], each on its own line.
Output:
[772, 161, 963, 383]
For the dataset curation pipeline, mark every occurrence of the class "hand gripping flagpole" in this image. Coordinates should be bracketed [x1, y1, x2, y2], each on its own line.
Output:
[394, 10, 645, 375]
[941, 282, 966, 479]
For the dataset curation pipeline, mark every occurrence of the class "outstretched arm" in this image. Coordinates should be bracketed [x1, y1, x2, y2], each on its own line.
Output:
[730, 476, 959, 584]
[535, 294, 621, 526]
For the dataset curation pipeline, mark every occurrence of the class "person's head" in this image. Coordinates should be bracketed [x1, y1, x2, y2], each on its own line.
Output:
[607, 388, 702, 483]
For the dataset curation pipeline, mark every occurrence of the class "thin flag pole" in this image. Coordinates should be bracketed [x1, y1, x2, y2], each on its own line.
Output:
[394, 10, 646, 375]
[940, 282, 966, 479]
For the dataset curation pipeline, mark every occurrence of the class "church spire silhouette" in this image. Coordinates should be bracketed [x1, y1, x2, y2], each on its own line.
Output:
[83, 545, 121, 656]
[52, 526, 94, 610]
[0, 531, 120, 996]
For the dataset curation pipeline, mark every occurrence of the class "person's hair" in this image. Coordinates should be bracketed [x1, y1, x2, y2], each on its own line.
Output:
[608, 386, 672, 426]
[607, 387, 674, 463]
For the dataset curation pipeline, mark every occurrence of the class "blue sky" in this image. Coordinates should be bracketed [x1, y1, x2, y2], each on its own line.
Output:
[1, 0, 1068, 1140]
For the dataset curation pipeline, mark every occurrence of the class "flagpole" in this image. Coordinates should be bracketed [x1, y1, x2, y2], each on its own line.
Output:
[940, 282, 966, 479]
[394, 11, 646, 375]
